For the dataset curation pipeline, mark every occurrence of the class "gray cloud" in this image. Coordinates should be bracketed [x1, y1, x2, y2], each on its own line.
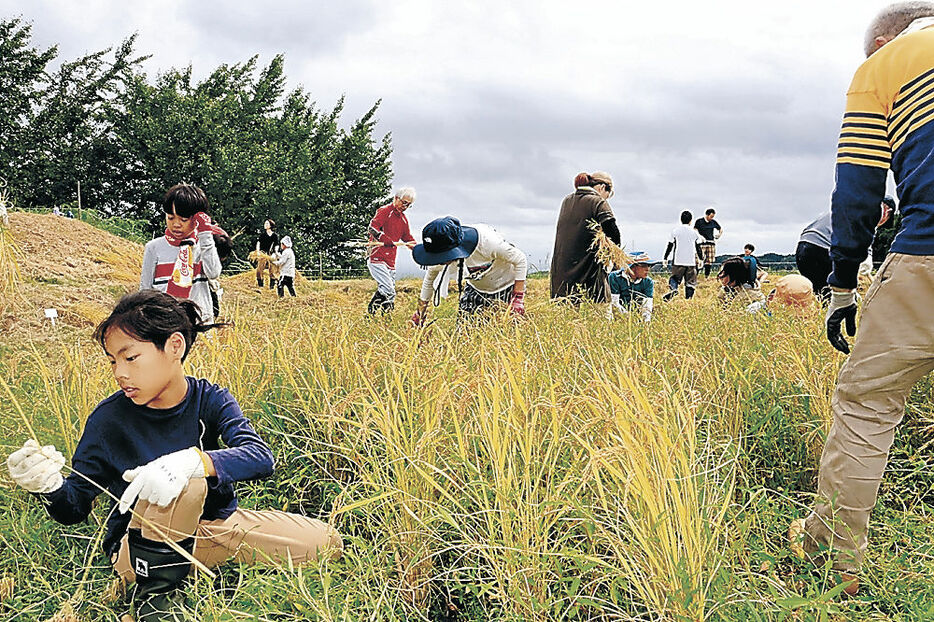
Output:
[178, 1, 383, 61]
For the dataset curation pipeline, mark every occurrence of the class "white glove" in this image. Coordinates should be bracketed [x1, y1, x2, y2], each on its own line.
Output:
[641, 298, 653, 322]
[118, 448, 206, 513]
[7, 440, 65, 494]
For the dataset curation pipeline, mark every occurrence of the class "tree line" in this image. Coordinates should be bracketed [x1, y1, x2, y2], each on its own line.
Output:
[0, 17, 393, 270]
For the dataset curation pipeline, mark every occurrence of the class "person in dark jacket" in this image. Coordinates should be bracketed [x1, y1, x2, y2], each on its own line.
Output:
[6, 291, 342, 620]
[550, 171, 621, 303]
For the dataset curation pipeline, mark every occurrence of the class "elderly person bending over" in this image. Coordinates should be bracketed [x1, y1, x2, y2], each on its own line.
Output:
[367, 187, 417, 313]
[411, 217, 527, 326]
[787, 2, 934, 595]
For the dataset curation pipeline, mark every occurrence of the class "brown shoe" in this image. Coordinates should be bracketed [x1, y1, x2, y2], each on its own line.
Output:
[839, 572, 859, 596]
[789, 518, 859, 596]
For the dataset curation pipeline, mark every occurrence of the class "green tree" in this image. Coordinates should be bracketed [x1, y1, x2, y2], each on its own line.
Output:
[1, 22, 393, 272]
[0, 18, 57, 199]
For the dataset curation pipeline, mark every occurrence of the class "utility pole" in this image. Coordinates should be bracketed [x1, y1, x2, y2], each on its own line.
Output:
[77, 181, 82, 219]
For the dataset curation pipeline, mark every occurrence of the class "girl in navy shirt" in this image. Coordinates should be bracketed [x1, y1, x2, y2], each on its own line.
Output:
[7, 290, 341, 620]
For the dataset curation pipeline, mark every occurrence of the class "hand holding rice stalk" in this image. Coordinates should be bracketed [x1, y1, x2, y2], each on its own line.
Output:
[0, 375, 216, 580]
[588, 219, 632, 271]
[247, 250, 274, 264]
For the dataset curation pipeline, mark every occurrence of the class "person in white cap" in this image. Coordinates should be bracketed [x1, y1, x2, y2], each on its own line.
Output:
[273, 236, 296, 297]
[607, 251, 656, 322]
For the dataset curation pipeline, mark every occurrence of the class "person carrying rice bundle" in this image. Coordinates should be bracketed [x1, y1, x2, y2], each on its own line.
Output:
[367, 187, 417, 314]
[254, 219, 280, 290]
[550, 171, 621, 303]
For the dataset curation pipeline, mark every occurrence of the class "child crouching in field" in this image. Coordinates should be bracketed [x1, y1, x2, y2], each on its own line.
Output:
[6, 291, 341, 621]
[608, 251, 655, 322]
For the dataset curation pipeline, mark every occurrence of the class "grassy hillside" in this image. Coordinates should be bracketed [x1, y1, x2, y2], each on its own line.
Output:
[0, 214, 932, 620]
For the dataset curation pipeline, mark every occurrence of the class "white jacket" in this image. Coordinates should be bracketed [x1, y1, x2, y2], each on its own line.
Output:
[420, 223, 527, 300]
[274, 247, 295, 277]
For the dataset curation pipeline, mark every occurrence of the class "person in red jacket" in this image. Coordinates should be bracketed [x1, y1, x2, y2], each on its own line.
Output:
[367, 187, 417, 313]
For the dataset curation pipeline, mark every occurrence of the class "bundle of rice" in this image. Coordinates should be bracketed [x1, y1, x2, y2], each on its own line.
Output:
[588, 220, 632, 271]
[248, 249, 280, 280]
[248, 250, 273, 265]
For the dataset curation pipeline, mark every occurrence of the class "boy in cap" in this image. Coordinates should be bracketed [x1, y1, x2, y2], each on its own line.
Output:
[608, 251, 655, 322]
[411, 216, 527, 325]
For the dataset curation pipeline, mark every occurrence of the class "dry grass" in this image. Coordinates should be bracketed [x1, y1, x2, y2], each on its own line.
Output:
[0, 215, 932, 620]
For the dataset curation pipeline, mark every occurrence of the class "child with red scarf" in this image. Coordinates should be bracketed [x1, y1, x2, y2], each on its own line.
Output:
[140, 184, 224, 322]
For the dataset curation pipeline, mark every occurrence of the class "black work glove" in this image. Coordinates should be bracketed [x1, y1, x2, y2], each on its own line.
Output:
[825, 289, 857, 354]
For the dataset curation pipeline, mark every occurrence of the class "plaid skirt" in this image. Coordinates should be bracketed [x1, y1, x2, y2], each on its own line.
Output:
[699, 242, 717, 265]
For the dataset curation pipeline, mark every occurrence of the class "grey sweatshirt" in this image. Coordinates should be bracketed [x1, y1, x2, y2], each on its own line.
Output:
[140, 231, 222, 322]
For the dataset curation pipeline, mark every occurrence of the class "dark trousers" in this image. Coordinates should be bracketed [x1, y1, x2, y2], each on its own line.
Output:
[278, 275, 296, 297]
[458, 284, 513, 316]
[795, 241, 832, 302]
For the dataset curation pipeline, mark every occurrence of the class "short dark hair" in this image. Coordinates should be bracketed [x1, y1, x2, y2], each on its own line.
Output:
[718, 257, 755, 287]
[94, 290, 227, 362]
[705, 208, 716, 216]
[680, 210, 692, 224]
[265, 218, 276, 229]
[744, 243, 755, 252]
[163, 184, 210, 218]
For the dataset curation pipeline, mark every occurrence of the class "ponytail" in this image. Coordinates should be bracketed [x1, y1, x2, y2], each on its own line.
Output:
[94, 290, 231, 361]
[574, 172, 593, 188]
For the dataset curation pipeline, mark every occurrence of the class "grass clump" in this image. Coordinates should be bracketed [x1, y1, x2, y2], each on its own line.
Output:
[0, 274, 932, 620]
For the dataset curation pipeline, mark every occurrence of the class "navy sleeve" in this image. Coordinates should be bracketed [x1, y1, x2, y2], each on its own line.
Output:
[202, 386, 275, 486]
[828, 163, 887, 289]
[41, 417, 118, 525]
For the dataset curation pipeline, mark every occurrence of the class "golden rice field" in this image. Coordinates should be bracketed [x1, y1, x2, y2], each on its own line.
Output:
[0, 218, 933, 621]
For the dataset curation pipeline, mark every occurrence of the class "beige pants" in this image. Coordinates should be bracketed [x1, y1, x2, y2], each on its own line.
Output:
[255, 256, 278, 286]
[113, 478, 342, 582]
[804, 253, 934, 571]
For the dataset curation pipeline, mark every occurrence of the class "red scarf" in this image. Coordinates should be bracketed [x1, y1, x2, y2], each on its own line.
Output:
[163, 228, 198, 298]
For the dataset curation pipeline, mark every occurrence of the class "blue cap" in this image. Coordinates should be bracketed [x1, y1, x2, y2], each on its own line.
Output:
[412, 217, 479, 266]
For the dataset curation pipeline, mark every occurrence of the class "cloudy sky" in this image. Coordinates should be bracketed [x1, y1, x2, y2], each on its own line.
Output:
[3, 1, 899, 274]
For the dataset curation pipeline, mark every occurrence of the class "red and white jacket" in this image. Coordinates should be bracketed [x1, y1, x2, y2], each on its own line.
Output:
[368, 203, 415, 270]
[140, 232, 222, 322]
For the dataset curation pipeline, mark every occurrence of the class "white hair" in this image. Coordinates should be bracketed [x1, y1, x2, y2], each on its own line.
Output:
[395, 187, 417, 201]
[864, 1, 934, 56]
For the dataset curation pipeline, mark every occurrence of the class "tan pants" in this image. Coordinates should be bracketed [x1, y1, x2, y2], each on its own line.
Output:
[804, 253, 934, 571]
[255, 256, 278, 286]
[113, 479, 342, 582]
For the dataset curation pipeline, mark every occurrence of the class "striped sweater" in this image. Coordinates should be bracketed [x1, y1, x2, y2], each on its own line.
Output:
[140, 232, 222, 321]
[829, 21, 934, 288]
